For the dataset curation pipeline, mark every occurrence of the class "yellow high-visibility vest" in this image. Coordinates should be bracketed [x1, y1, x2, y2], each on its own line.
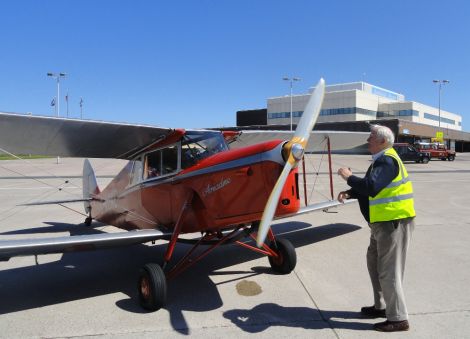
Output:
[369, 148, 416, 223]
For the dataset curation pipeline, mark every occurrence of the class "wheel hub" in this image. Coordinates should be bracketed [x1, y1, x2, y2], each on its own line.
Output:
[140, 276, 151, 299]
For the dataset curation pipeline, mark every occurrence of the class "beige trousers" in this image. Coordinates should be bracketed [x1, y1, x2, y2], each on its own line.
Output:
[367, 217, 414, 321]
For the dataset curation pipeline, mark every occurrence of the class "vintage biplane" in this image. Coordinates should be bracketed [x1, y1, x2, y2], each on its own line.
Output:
[0, 79, 363, 311]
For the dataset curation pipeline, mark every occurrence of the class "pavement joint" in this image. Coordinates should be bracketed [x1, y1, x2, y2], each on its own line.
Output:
[411, 309, 470, 316]
[293, 270, 341, 339]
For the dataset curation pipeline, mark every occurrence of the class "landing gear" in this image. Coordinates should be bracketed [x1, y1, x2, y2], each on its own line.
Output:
[138, 263, 167, 311]
[133, 222, 296, 311]
[268, 238, 297, 274]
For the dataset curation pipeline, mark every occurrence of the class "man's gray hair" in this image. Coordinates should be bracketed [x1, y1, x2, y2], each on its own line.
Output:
[370, 124, 395, 147]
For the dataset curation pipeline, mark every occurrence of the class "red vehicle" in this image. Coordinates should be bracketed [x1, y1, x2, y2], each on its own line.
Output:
[0, 79, 357, 311]
[414, 142, 456, 161]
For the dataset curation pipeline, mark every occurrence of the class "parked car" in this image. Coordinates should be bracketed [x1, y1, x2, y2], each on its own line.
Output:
[414, 142, 456, 161]
[393, 143, 430, 164]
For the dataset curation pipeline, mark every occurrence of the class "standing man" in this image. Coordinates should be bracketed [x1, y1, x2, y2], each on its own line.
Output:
[337, 124, 415, 332]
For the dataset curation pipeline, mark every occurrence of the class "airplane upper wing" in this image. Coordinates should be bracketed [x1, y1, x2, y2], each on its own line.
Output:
[0, 112, 173, 159]
[0, 229, 171, 261]
[229, 130, 369, 154]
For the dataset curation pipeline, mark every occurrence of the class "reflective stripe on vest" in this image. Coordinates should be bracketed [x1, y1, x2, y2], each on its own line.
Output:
[369, 148, 416, 223]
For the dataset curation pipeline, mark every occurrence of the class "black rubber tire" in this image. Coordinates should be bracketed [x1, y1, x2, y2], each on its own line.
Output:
[448, 155, 455, 161]
[421, 156, 430, 164]
[268, 238, 297, 274]
[138, 263, 167, 311]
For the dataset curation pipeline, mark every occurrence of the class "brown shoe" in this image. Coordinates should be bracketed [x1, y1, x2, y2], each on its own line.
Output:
[374, 320, 409, 332]
[360, 306, 386, 318]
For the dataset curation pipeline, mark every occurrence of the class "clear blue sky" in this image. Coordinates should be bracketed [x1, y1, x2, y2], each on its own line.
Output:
[1, 1, 469, 131]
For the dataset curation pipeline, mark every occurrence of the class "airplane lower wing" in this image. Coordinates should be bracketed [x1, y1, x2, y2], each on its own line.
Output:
[0, 200, 357, 261]
[276, 199, 358, 220]
[0, 229, 171, 261]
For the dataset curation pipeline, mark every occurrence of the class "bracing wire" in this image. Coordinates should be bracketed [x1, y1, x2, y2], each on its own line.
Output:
[0, 148, 158, 227]
[304, 137, 332, 204]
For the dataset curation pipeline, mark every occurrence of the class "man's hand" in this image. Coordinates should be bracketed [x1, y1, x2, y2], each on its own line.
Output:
[337, 191, 350, 203]
[337, 167, 352, 181]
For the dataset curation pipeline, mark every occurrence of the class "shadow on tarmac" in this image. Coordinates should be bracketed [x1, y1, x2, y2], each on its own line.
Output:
[0, 221, 108, 235]
[0, 220, 361, 334]
[223, 303, 372, 332]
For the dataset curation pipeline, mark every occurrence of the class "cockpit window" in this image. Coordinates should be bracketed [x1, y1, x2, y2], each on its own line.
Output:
[130, 158, 143, 185]
[144, 144, 179, 179]
[181, 131, 228, 169]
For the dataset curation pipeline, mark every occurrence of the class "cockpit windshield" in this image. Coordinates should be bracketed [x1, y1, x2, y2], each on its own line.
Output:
[181, 131, 228, 169]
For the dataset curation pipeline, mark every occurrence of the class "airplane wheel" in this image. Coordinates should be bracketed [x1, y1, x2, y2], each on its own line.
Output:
[138, 263, 167, 311]
[268, 238, 297, 274]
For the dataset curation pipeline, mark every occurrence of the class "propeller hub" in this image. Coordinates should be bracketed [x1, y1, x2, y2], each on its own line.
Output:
[291, 143, 304, 161]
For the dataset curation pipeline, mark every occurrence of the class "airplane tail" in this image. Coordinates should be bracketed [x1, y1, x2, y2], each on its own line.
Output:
[83, 159, 100, 214]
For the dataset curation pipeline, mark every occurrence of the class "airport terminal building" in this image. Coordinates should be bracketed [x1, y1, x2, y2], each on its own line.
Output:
[237, 82, 470, 152]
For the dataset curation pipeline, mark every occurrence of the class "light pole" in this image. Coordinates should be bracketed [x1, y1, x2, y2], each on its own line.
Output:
[283, 76, 301, 131]
[432, 79, 450, 129]
[80, 97, 84, 119]
[47, 72, 67, 117]
[47, 72, 66, 164]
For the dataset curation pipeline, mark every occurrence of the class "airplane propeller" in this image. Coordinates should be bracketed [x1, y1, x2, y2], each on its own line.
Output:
[256, 78, 326, 247]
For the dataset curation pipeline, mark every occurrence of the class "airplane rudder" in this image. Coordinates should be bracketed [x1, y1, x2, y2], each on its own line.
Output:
[83, 159, 100, 213]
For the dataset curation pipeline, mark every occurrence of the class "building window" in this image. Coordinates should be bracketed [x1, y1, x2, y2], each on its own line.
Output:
[398, 109, 419, 117]
[371, 86, 399, 100]
[268, 111, 304, 119]
[318, 107, 375, 116]
[424, 113, 455, 125]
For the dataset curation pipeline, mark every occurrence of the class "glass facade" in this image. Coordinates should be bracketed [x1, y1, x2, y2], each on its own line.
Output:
[399, 109, 419, 117]
[424, 112, 455, 125]
[268, 111, 303, 119]
[371, 86, 400, 100]
[268, 107, 377, 119]
[377, 109, 419, 118]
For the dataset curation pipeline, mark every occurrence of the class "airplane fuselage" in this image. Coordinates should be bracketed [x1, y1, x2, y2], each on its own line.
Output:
[90, 131, 300, 233]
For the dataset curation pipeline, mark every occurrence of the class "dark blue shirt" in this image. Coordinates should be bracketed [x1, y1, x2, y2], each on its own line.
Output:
[346, 154, 399, 223]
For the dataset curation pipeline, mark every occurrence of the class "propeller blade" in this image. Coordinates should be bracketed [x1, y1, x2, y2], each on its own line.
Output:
[256, 78, 326, 247]
[256, 161, 293, 247]
[292, 78, 326, 150]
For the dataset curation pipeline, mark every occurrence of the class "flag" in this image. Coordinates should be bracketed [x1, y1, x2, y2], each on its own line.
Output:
[65, 93, 69, 102]
[51, 98, 56, 106]
[79, 97, 83, 107]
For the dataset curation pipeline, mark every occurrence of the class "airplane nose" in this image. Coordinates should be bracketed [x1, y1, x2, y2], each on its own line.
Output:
[290, 143, 304, 161]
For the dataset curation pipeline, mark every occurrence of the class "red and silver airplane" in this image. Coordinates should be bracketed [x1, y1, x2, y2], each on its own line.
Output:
[0, 79, 361, 311]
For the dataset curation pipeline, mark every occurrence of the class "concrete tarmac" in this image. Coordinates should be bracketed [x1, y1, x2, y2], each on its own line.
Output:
[0, 154, 469, 338]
